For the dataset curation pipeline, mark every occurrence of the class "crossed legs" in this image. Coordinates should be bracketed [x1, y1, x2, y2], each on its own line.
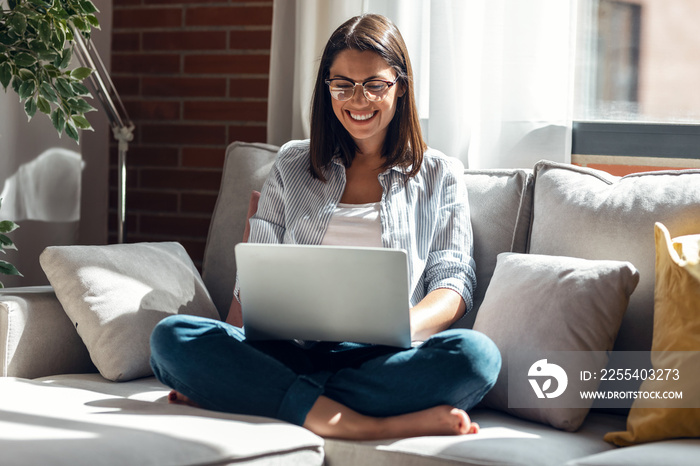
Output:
[151, 316, 500, 440]
[167, 390, 477, 438]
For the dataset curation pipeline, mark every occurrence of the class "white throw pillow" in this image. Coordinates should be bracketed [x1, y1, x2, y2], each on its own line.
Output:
[40, 242, 220, 381]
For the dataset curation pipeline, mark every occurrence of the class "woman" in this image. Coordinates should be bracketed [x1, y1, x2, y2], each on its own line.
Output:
[150, 14, 501, 440]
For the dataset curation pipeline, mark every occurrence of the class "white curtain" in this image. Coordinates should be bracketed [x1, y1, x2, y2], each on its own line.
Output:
[267, 0, 577, 169]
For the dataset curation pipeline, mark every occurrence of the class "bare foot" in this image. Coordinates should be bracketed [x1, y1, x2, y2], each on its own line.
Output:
[303, 396, 480, 440]
[378, 405, 479, 438]
[167, 389, 201, 408]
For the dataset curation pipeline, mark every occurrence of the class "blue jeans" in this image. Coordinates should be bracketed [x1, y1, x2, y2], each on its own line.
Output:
[150, 315, 501, 426]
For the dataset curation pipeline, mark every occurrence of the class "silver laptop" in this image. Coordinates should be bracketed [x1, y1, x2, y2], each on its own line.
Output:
[234, 243, 412, 348]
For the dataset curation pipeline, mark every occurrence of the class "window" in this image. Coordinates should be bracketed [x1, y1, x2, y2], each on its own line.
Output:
[576, 0, 700, 124]
[573, 0, 700, 160]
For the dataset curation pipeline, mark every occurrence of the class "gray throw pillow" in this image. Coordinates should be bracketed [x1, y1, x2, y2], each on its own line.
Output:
[40, 242, 220, 382]
[473, 252, 639, 431]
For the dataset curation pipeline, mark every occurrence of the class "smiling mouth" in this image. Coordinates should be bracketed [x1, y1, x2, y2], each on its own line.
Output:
[347, 111, 377, 121]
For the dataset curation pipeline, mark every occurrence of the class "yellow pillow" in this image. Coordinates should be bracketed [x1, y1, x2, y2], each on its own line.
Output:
[605, 222, 700, 446]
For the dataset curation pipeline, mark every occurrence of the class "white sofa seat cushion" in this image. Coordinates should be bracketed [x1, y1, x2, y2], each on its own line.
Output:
[565, 438, 700, 466]
[0, 374, 324, 466]
[323, 408, 626, 466]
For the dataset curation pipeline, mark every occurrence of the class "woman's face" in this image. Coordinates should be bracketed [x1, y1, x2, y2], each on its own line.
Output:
[328, 49, 404, 155]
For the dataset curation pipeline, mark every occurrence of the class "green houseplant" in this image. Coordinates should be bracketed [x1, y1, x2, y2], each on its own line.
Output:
[0, 198, 22, 288]
[0, 0, 99, 142]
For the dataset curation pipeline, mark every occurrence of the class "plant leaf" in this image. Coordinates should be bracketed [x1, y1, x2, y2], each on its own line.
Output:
[65, 119, 80, 142]
[52, 27, 66, 50]
[51, 108, 66, 135]
[71, 17, 88, 32]
[71, 81, 90, 96]
[0, 260, 23, 277]
[0, 62, 13, 89]
[70, 66, 93, 80]
[39, 19, 52, 44]
[55, 77, 74, 98]
[14, 52, 37, 68]
[24, 96, 37, 118]
[59, 47, 72, 69]
[8, 13, 28, 36]
[40, 81, 58, 103]
[11, 75, 21, 94]
[0, 234, 17, 251]
[43, 63, 60, 77]
[0, 220, 19, 234]
[86, 14, 100, 29]
[72, 114, 92, 130]
[28, 39, 50, 54]
[38, 51, 58, 62]
[53, 7, 69, 21]
[80, 0, 99, 14]
[18, 79, 35, 100]
[67, 97, 95, 113]
[37, 95, 51, 114]
[28, 0, 49, 9]
[17, 68, 35, 81]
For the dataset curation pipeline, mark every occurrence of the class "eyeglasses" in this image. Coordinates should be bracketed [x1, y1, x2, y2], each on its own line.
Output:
[325, 77, 399, 102]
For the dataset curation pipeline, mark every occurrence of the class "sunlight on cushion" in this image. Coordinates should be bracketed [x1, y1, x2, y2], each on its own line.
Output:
[0, 421, 98, 441]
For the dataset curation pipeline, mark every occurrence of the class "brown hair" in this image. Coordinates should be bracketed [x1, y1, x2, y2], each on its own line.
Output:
[309, 14, 426, 180]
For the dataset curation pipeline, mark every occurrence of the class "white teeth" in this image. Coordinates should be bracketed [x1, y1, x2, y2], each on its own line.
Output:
[349, 111, 375, 121]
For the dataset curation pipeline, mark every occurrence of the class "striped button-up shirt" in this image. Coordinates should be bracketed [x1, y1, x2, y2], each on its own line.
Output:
[243, 139, 476, 310]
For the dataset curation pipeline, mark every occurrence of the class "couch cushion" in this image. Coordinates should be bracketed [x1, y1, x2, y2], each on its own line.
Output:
[528, 162, 700, 352]
[453, 169, 534, 329]
[323, 408, 626, 466]
[473, 253, 639, 431]
[0, 286, 95, 378]
[0, 374, 324, 466]
[202, 142, 279, 319]
[566, 438, 700, 466]
[40, 242, 220, 382]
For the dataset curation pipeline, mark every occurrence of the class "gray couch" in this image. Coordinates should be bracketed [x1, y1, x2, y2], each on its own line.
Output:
[1, 141, 699, 466]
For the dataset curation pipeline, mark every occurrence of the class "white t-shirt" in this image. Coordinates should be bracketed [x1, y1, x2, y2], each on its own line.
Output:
[321, 202, 382, 247]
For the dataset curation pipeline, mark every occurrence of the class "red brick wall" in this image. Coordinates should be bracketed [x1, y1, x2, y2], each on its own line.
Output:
[110, 0, 272, 266]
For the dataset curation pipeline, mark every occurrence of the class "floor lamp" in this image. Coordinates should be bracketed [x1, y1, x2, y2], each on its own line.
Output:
[72, 28, 134, 244]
